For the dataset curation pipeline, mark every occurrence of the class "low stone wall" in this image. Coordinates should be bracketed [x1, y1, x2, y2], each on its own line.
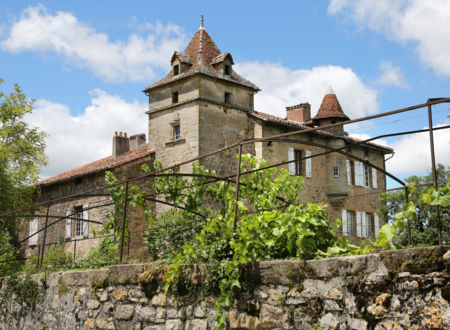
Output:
[0, 246, 449, 329]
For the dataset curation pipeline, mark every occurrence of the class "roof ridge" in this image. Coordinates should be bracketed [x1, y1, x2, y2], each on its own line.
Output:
[37, 146, 154, 187]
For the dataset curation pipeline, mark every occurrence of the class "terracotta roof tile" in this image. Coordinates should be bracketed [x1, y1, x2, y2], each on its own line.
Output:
[249, 111, 392, 152]
[37, 146, 154, 187]
[313, 90, 350, 121]
[211, 52, 234, 65]
[144, 28, 259, 92]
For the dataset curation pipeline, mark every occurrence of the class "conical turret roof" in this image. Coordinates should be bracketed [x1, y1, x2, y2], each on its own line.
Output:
[313, 87, 350, 121]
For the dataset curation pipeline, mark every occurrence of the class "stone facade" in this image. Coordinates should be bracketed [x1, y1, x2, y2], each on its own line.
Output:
[144, 24, 392, 243]
[21, 147, 155, 260]
[1, 246, 449, 329]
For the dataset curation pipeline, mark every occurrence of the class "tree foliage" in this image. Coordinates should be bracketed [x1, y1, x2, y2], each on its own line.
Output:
[378, 165, 450, 246]
[0, 80, 47, 275]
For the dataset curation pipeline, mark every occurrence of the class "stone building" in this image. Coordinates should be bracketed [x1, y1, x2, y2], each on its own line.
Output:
[143, 21, 393, 241]
[24, 20, 393, 258]
[24, 132, 154, 259]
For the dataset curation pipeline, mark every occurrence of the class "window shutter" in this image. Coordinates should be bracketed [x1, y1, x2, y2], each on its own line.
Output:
[346, 160, 352, 185]
[82, 204, 89, 238]
[354, 161, 364, 186]
[374, 213, 380, 238]
[372, 168, 377, 188]
[305, 150, 312, 178]
[341, 209, 348, 236]
[362, 211, 368, 236]
[65, 208, 72, 239]
[29, 218, 38, 245]
[288, 147, 295, 175]
[356, 211, 362, 237]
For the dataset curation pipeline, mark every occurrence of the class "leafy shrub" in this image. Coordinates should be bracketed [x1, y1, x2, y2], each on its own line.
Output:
[2, 274, 44, 308]
[42, 238, 72, 271]
[145, 209, 205, 261]
[76, 236, 118, 269]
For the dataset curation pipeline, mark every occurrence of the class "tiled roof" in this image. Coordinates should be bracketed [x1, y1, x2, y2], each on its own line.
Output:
[171, 52, 193, 65]
[211, 52, 233, 65]
[37, 147, 155, 187]
[249, 111, 392, 152]
[144, 28, 259, 92]
[313, 89, 350, 121]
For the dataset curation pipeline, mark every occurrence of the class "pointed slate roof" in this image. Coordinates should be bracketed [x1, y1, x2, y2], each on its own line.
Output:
[143, 22, 259, 92]
[313, 87, 350, 121]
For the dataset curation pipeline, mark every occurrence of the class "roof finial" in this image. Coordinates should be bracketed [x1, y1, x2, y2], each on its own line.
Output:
[199, 14, 205, 30]
[326, 86, 335, 95]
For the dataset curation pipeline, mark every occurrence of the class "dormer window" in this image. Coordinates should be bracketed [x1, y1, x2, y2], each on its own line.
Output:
[224, 64, 231, 76]
[173, 64, 180, 76]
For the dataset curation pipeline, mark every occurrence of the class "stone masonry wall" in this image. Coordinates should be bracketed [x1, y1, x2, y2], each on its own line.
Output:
[1, 246, 449, 329]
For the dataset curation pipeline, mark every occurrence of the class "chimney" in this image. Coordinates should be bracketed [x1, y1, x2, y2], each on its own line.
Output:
[112, 131, 130, 158]
[286, 103, 311, 123]
[129, 133, 146, 151]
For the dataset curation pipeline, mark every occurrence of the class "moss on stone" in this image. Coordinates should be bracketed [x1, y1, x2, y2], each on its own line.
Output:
[58, 284, 68, 298]
[91, 277, 109, 289]
[285, 262, 316, 283]
[380, 247, 445, 276]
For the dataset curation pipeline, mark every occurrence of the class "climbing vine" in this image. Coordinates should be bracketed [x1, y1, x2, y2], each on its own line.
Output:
[142, 155, 346, 328]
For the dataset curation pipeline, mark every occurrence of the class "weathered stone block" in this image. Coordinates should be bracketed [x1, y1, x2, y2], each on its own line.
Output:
[115, 304, 135, 320]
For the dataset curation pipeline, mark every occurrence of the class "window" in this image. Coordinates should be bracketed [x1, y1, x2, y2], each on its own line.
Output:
[173, 124, 181, 140]
[74, 206, 84, 237]
[224, 92, 231, 104]
[364, 164, 370, 187]
[346, 159, 355, 185]
[29, 218, 38, 246]
[333, 167, 340, 178]
[288, 147, 312, 178]
[75, 177, 83, 185]
[364, 213, 374, 237]
[224, 65, 231, 76]
[173, 64, 179, 76]
[294, 150, 302, 176]
[342, 210, 356, 236]
[172, 91, 179, 104]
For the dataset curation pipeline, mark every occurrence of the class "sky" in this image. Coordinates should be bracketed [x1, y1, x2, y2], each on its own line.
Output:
[0, 0, 449, 188]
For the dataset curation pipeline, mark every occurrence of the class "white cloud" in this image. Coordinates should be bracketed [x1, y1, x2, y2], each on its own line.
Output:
[328, 0, 450, 76]
[377, 61, 409, 88]
[0, 5, 187, 82]
[348, 133, 389, 149]
[25, 90, 148, 179]
[236, 61, 378, 119]
[386, 123, 450, 175]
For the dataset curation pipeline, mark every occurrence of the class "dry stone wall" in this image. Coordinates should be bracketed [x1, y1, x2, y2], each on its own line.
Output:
[1, 246, 449, 329]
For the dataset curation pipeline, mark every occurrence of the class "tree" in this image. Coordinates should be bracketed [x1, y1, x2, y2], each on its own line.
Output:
[378, 164, 450, 246]
[0, 80, 47, 269]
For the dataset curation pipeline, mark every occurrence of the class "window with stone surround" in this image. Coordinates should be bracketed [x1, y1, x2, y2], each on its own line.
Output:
[172, 91, 179, 104]
[224, 92, 231, 104]
[74, 206, 84, 237]
[333, 167, 340, 178]
[172, 123, 180, 140]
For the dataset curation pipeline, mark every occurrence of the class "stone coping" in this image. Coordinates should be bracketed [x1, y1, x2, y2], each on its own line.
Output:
[4, 245, 447, 289]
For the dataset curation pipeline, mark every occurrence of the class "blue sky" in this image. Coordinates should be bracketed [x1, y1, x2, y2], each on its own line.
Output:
[0, 1, 449, 187]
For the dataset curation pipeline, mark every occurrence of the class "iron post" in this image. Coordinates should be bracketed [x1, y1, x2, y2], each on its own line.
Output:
[40, 203, 50, 267]
[119, 182, 129, 263]
[232, 143, 243, 232]
[427, 102, 442, 245]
